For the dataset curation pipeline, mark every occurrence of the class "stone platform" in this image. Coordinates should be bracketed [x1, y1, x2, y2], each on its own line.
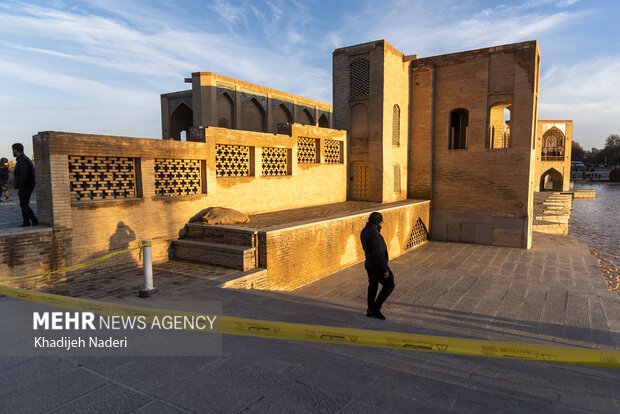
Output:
[173, 199, 431, 290]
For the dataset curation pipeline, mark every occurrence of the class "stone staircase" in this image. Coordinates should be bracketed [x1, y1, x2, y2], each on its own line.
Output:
[171, 224, 268, 288]
[532, 192, 572, 235]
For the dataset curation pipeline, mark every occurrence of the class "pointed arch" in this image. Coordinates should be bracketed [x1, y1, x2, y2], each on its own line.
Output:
[272, 103, 292, 132]
[241, 98, 266, 132]
[217, 92, 234, 129]
[542, 127, 565, 159]
[170, 103, 193, 140]
[540, 168, 563, 191]
[318, 113, 329, 128]
[298, 108, 314, 126]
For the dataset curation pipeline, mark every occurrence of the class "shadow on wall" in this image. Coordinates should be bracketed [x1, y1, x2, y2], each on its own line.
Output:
[108, 221, 137, 267]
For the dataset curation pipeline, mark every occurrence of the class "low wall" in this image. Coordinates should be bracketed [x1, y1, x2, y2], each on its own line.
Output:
[29, 124, 347, 279]
[431, 210, 530, 248]
[0, 228, 54, 288]
[258, 200, 430, 290]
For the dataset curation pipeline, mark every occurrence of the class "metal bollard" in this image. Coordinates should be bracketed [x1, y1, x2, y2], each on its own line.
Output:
[139, 240, 158, 298]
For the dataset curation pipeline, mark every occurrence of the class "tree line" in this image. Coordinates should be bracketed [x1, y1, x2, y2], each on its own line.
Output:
[572, 134, 620, 166]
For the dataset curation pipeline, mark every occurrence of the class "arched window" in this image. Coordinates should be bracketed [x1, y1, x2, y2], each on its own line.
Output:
[449, 108, 468, 149]
[393, 163, 401, 193]
[350, 57, 370, 99]
[318, 114, 329, 128]
[488, 103, 511, 148]
[241, 98, 266, 132]
[217, 92, 234, 129]
[170, 103, 193, 140]
[541, 127, 565, 160]
[392, 105, 400, 146]
[272, 103, 292, 132]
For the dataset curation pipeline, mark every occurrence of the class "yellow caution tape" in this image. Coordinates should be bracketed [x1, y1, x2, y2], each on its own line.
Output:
[0, 241, 150, 288]
[0, 284, 618, 369]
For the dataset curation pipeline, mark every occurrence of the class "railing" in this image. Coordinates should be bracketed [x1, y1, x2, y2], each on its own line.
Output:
[541, 155, 564, 162]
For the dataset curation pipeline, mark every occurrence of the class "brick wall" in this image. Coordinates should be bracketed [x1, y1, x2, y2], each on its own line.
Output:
[32, 125, 346, 277]
[258, 200, 430, 290]
[0, 228, 54, 288]
[410, 41, 540, 248]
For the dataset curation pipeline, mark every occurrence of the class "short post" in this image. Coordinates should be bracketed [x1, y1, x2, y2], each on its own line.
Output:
[139, 240, 158, 298]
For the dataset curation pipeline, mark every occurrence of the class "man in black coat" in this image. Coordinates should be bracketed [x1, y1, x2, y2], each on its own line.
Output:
[360, 212, 394, 320]
[12, 143, 38, 227]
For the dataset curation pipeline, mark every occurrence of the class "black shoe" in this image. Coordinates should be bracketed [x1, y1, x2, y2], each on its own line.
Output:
[19, 223, 31, 227]
[366, 308, 386, 320]
[32, 219, 38, 226]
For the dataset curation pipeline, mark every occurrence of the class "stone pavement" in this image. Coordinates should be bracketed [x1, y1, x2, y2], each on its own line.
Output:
[0, 189, 37, 229]
[1, 233, 619, 413]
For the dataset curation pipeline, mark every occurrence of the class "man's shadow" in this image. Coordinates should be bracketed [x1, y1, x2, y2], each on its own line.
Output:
[108, 221, 137, 266]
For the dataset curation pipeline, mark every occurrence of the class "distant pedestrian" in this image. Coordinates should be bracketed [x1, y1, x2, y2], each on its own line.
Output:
[360, 212, 394, 320]
[12, 143, 38, 227]
[0, 157, 11, 202]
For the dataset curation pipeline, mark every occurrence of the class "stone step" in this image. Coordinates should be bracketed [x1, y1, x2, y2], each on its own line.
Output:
[172, 239, 256, 271]
[218, 268, 269, 289]
[184, 223, 256, 246]
[534, 215, 569, 224]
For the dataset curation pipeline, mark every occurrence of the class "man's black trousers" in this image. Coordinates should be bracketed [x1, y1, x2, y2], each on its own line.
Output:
[18, 187, 37, 225]
[366, 267, 394, 311]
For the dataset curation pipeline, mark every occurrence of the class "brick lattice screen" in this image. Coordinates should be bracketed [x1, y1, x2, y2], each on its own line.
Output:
[406, 218, 428, 249]
[392, 104, 400, 146]
[350, 57, 370, 99]
[324, 140, 343, 164]
[216, 144, 250, 177]
[297, 137, 319, 163]
[154, 159, 201, 196]
[68, 156, 136, 201]
[261, 147, 288, 176]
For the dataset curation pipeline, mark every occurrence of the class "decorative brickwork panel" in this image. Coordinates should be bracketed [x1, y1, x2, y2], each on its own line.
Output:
[392, 104, 400, 146]
[394, 164, 401, 193]
[406, 218, 428, 249]
[297, 137, 319, 163]
[350, 57, 370, 99]
[68, 156, 136, 201]
[216, 144, 251, 177]
[262, 147, 288, 176]
[324, 140, 343, 164]
[154, 159, 201, 197]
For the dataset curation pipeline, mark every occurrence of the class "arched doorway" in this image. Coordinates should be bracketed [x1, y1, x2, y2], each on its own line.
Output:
[540, 168, 563, 191]
[170, 103, 193, 140]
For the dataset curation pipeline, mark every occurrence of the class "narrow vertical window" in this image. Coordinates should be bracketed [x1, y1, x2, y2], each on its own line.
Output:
[392, 105, 400, 146]
[449, 109, 468, 149]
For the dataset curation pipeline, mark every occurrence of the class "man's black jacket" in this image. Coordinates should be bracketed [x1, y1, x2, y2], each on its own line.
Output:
[360, 221, 389, 273]
[13, 154, 35, 189]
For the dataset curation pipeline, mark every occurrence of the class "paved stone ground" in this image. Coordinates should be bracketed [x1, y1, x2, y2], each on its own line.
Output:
[0, 189, 38, 229]
[1, 233, 619, 413]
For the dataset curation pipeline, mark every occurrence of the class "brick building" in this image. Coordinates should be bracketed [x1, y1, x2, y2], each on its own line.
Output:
[5, 39, 549, 289]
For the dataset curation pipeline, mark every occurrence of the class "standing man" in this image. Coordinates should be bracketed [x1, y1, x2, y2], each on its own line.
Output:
[360, 212, 394, 320]
[12, 143, 38, 227]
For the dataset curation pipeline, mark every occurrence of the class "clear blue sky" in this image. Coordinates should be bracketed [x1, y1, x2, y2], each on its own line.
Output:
[1, 0, 618, 158]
